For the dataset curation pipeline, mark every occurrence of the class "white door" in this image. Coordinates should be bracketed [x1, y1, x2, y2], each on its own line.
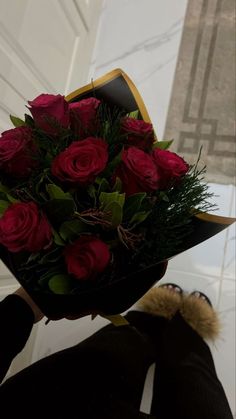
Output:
[0, 0, 103, 375]
[0, 0, 103, 131]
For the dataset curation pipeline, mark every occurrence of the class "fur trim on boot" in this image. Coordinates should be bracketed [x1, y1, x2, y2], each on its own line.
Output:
[137, 286, 182, 320]
[180, 295, 220, 341]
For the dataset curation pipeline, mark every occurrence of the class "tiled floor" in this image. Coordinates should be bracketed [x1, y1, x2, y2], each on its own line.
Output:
[3, 0, 236, 414]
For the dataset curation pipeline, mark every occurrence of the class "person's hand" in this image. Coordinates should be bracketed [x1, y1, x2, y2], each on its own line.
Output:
[14, 287, 44, 323]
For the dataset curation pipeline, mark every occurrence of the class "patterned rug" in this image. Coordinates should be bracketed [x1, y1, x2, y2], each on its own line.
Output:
[164, 0, 235, 184]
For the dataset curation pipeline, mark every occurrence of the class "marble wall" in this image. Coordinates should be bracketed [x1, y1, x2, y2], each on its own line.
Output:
[89, 0, 188, 140]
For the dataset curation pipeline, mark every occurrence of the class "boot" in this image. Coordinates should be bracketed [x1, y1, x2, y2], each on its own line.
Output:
[137, 284, 220, 341]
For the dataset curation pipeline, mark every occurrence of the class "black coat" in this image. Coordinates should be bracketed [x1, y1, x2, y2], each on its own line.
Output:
[0, 295, 233, 419]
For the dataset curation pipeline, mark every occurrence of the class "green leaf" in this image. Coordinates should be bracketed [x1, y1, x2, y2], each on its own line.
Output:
[127, 110, 140, 119]
[0, 182, 9, 194]
[39, 266, 64, 282]
[44, 152, 53, 166]
[0, 200, 10, 216]
[95, 177, 110, 194]
[123, 193, 147, 221]
[24, 114, 35, 127]
[105, 201, 123, 228]
[7, 194, 19, 203]
[59, 219, 88, 241]
[39, 247, 62, 264]
[48, 274, 73, 294]
[26, 252, 41, 264]
[87, 185, 97, 202]
[152, 140, 173, 150]
[159, 191, 170, 202]
[129, 210, 151, 226]
[0, 184, 10, 202]
[35, 170, 50, 199]
[99, 191, 125, 210]
[103, 151, 122, 177]
[44, 199, 75, 223]
[10, 115, 26, 127]
[44, 185, 75, 222]
[99, 191, 124, 227]
[46, 184, 72, 200]
[0, 192, 7, 201]
[112, 177, 122, 193]
[52, 229, 65, 246]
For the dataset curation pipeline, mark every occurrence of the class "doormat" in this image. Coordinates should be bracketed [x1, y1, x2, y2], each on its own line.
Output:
[164, 0, 235, 184]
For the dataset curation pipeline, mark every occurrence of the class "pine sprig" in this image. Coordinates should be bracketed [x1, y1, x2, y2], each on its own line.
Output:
[129, 160, 216, 267]
[98, 103, 126, 158]
[33, 125, 73, 157]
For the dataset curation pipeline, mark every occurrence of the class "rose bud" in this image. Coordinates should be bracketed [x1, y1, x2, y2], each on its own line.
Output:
[69, 97, 101, 139]
[121, 117, 155, 150]
[152, 148, 189, 189]
[28, 94, 69, 135]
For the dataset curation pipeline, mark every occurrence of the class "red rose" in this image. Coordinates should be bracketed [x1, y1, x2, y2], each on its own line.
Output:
[152, 148, 189, 189]
[0, 202, 52, 253]
[64, 235, 110, 280]
[115, 147, 159, 196]
[121, 117, 154, 150]
[69, 97, 101, 139]
[51, 137, 108, 185]
[28, 94, 69, 134]
[0, 127, 38, 177]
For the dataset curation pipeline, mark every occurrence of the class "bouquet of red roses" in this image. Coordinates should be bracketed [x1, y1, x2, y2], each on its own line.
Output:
[0, 70, 234, 319]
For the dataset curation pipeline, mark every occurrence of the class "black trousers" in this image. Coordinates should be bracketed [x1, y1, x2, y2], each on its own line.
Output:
[0, 311, 233, 419]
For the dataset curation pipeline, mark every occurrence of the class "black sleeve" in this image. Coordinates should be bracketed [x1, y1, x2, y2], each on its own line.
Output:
[0, 294, 34, 383]
[151, 312, 233, 419]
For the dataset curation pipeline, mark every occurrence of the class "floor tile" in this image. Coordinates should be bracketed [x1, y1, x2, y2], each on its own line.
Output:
[31, 315, 109, 361]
